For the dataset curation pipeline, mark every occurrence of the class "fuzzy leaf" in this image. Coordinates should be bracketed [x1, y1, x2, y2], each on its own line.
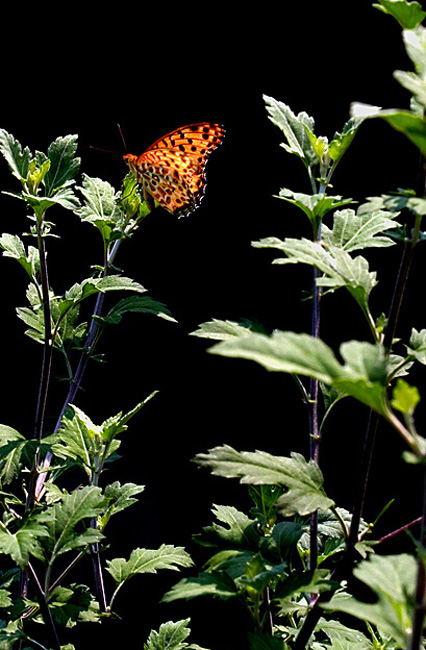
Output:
[45, 134, 80, 194]
[106, 545, 193, 587]
[273, 189, 352, 227]
[144, 618, 210, 650]
[0, 129, 31, 180]
[190, 318, 266, 341]
[321, 208, 399, 251]
[263, 95, 318, 168]
[0, 234, 40, 278]
[195, 446, 334, 516]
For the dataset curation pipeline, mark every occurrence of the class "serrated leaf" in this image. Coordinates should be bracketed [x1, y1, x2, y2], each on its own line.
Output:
[253, 237, 377, 315]
[263, 95, 318, 168]
[99, 295, 176, 324]
[44, 486, 105, 558]
[321, 208, 399, 251]
[190, 318, 266, 341]
[209, 332, 390, 416]
[198, 504, 258, 548]
[195, 446, 334, 517]
[322, 553, 417, 648]
[161, 572, 237, 602]
[0, 129, 31, 180]
[48, 583, 100, 627]
[45, 134, 80, 194]
[373, 0, 426, 29]
[0, 234, 40, 278]
[99, 481, 145, 530]
[316, 619, 373, 650]
[77, 174, 118, 223]
[273, 189, 352, 227]
[0, 511, 50, 568]
[106, 544, 193, 586]
[144, 618, 210, 650]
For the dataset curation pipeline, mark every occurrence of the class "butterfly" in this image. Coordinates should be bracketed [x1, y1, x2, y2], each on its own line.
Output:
[123, 122, 225, 217]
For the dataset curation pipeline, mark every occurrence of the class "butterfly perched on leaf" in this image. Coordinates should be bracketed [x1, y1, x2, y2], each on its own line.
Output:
[123, 122, 225, 218]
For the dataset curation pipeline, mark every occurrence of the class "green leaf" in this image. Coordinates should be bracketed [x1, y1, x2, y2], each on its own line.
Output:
[0, 511, 50, 568]
[322, 553, 417, 648]
[195, 445, 334, 516]
[263, 95, 318, 168]
[255, 236, 378, 314]
[161, 572, 237, 602]
[210, 331, 343, 382]
[316, 619, 373, 650]
[391, 378, 420, 413]
[328, 117, 364, 164]
[209, 332, 390, 416]
[272, 189, 352, 227]
[98, 295, 176, 324]
[351, 103, 426, 156]
[373, 0, 426, 29]
[406, 327, 426, 364]
[403, 25, 426, 76]
[50, 405, 106, 476]
[48, 583, 100, 627]
[144, 618, 210, 650]
[45, 134, 80, 194]
[0, 129, 31, 180]
[44, 486, 105, 558]
[196, 504, 258, 548]
[190, 318, 267, 341]
[77, 174, 119, 224]
[0, 234, 40, 278]
[0, 425, 26, 485]
[99, 481, 145, 531]
[321, 208, 399, 251]
[106, 545, 193, 587]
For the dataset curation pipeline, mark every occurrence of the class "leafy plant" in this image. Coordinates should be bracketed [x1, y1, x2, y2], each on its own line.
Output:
[165, 2, 426, 649]
[0, 130, 192, 649]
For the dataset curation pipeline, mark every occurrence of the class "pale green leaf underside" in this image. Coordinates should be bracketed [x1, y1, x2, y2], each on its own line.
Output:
[195, 445, 334, 516]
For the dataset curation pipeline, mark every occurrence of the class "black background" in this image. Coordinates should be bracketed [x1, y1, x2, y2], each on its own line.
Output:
[1, 2, 425, 648]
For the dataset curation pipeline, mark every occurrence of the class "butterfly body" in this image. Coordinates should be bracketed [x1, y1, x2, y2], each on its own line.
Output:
[123, 122, 225, 217]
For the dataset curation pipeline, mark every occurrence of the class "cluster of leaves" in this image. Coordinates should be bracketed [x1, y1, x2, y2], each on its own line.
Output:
[0, 131, 198, 650]
[166, 2, 426, 649]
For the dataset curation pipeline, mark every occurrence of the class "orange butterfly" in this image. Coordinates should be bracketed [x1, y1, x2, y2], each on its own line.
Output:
[123, 122, 225, 217]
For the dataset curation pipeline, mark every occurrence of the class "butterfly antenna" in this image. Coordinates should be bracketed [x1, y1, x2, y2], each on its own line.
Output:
[117, 123, 128, 152]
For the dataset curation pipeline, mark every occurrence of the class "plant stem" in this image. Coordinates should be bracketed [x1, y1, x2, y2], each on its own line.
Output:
[34, 240, 122, 500]
[26, 563, 61, 650]
[308, 223, 322, 574]
[27, 226, 53, 511]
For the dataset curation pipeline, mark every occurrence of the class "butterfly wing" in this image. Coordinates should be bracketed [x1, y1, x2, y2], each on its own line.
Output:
[124, 123, 225, 217]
